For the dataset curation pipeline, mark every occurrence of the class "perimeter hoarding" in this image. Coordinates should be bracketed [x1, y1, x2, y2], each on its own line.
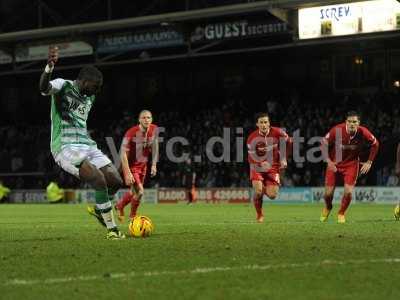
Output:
[97, 28, 184, 53]
[191, 19, 289, 43]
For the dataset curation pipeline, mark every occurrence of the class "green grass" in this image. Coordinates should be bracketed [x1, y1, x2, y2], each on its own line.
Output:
[0, 203, 399, 300]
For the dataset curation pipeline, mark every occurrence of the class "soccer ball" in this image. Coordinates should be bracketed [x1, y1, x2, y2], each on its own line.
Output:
[395, 205, 400, 221]
[128, 216, 154, 237]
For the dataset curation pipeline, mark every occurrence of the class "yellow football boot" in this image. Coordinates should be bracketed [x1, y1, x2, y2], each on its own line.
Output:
[337, 214, 346, 224]
[106, 228, 126, 240]
[320, 207, 331, 222]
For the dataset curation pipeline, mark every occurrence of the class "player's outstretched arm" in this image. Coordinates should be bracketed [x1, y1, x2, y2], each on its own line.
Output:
[39, 46, 59, 94]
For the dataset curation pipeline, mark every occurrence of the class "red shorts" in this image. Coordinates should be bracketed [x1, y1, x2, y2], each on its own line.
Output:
[325, 163, 359, 187]
[250, 170, 280, 186]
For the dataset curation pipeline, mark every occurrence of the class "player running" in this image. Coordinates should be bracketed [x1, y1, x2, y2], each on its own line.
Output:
[39, 46, 125, 239]
[182, 157, 197, 205]
[394, 142, 400, 220]
[115, 110, 159, 222]
[320, 111, 379, 224]
[247, 113, 292, 223]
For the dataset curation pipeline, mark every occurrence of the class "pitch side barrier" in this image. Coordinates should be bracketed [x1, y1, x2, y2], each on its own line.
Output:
[4, 187, 400, 204]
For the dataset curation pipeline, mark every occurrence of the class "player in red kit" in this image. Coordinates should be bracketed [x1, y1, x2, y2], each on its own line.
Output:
[320, 111, 379, 223]
[394, 142, 400, 220]
[115, 110, 159, 222]
[247, 113, 292, 223]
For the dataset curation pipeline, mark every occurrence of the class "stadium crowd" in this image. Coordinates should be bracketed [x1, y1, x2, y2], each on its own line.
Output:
[1, 89, 399, 189]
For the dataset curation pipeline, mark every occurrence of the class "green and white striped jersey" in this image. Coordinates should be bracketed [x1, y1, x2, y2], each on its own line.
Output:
[42, 78, 97, 154]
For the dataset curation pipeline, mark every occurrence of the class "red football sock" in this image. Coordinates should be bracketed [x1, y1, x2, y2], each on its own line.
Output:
[338, 194, 352, 215]
[253, 194, 263, 216]
[129, 195, 140, 219]
[116, 192, 132, 211]
[324, 194, 333, 210]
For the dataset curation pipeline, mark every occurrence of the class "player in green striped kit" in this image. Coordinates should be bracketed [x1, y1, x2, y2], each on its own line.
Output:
[39, 46, 125, 239]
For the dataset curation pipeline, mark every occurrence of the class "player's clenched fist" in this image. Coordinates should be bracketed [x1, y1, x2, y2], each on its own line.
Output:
[48, 46, 59, 66]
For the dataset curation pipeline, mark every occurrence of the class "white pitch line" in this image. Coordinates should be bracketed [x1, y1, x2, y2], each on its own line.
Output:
[4, 258, 400, 287]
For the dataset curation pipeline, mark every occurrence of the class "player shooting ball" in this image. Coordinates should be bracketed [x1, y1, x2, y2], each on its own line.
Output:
[39, 46, 125, 239]
[115, 110, 159, 222]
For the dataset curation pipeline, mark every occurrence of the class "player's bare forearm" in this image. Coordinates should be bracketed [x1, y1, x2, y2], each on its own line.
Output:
[151, 138, 159, 166]
[120, 151, 131, 177]
[320, 138, 331, 162]
[40, 46, 59, 94]
[150, 140, 158, 177]
[120, 150, 134, 185]
[39, 70, 52, 94]
[286, 137, 293, 159]
[367, 140, 379, 162]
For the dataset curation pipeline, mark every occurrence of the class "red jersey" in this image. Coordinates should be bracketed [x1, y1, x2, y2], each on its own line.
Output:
[122, 124, 158, 170]
[247, 127, 291, 171]
[322, 123, 379, 167]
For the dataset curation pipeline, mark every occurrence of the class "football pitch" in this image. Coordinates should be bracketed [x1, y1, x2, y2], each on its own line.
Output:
[0, 203, 399, 300]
